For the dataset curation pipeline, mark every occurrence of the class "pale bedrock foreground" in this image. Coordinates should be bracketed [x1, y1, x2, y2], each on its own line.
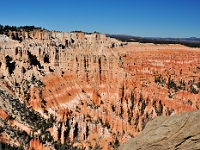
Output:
[119, 110, 200, 150]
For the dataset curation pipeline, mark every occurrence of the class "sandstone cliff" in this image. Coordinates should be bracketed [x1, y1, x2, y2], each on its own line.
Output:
[0, 29, 200, 149]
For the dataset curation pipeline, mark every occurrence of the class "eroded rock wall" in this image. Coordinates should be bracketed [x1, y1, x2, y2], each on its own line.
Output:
[0, 30, 200, 149]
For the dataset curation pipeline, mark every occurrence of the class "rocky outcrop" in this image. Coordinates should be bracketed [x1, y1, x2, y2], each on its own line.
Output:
[118, 109, 200, 150]
[0, 29, 200, 149]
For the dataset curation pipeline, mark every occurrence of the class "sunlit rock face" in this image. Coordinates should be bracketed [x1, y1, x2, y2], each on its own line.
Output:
[118, 110, 200, 150]
[0, 29, 200, 149]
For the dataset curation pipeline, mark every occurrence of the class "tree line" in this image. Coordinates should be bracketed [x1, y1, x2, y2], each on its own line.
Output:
[108, 35, 200, 48]
[0, 24, 47, 34]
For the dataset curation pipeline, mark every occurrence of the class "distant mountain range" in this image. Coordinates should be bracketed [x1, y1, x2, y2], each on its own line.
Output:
[106, 34, 200, 48]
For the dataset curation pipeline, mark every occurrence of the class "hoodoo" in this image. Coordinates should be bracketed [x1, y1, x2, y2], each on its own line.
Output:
[0, 28, 200, 149]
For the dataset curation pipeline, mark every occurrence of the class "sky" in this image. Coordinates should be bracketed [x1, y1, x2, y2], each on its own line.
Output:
[0, 0, 200, 38]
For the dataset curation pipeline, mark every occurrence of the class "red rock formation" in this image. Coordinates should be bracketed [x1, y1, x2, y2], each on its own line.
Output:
[0, 108, 8, 119]
[29, 138, 51, 150]
[0, 30, 200, 149]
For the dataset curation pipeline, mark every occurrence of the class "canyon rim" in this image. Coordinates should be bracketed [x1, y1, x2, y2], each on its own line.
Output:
[0, 27, 200, 149]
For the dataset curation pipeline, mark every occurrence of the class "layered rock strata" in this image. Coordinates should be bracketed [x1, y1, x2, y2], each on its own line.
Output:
[0, 30, 200, 149]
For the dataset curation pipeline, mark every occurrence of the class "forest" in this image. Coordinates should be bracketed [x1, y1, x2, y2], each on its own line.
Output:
[0, 24, 46, 34]
[107, 34, 200, 48]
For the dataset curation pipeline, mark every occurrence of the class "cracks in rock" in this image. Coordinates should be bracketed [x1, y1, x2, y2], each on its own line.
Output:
[174, 136, 193, 149]
[169, 115, 189, 140]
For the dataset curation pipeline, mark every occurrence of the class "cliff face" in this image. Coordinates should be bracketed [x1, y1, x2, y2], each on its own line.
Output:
[0, 30, 200, 149]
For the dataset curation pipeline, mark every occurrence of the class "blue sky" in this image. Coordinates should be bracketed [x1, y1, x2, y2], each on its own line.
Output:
[0, 0, 200, 38]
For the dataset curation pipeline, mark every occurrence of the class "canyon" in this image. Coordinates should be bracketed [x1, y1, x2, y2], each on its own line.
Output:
[0, 29, 200, 149]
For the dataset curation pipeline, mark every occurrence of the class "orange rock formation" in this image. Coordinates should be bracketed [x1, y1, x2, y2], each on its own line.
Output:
[0, 30, 200, 149]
